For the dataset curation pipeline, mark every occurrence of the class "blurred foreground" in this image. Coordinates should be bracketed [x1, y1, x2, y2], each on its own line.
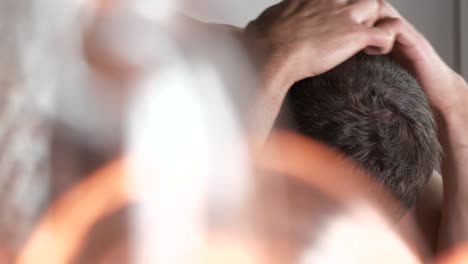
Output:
[0, 0, 467, 263]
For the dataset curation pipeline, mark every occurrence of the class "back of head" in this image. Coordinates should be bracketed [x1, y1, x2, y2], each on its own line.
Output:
[282, 53, 440, 208]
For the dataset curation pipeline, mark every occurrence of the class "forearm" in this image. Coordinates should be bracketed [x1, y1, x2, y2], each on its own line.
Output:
[248, 54, 294, 149]
[437, 75, 468, 250]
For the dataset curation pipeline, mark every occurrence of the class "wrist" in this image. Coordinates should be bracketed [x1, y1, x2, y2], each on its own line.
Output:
[260, 52, 296, 96]
[436, 74, 468, 140]
[439, 76, 468, 191]
[242, 26, 298, 95]
[440, 83, 468, 165]
[438, 74, 468, 122]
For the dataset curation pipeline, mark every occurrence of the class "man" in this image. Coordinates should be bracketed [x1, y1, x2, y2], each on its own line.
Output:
[2, 0, 397, 261]
[279, 53, 440, 210]
[9, 0, 468, 262]
[276, 52, 446, 257]
[245, 0, 468, 254]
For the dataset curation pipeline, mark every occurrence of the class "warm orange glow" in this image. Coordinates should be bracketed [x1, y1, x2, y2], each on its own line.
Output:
[258, 131, 400, 217]
[16, 131, 464, 264]
[17, 158, 133, 264]
[437, 243, 468, 264]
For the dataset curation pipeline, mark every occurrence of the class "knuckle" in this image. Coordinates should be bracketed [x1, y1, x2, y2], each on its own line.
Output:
[348, 26, 368, 43]
[342, 8, 356, 20]
[392, 17, 403, 24]
[389, 17, 404, 28]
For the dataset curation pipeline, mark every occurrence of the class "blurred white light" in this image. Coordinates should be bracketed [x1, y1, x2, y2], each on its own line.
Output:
[129, 0, 174, 22]
[127, 46, 252, 263]
[300, 203, 420, 264]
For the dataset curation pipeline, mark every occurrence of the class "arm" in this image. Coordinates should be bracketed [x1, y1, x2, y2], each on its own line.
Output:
[437, 77, 468, 250]
[84, 0, 395, 148]
[374, 1, 468, 252]
[241, 0, 395, 148]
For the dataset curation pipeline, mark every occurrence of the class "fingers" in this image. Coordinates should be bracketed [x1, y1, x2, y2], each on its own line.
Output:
[344, 0, 380, 24]
[378, 18, 436, 66]
[363, 16, 436, 73]
[374, 18, 418, 48]
[359, 25, 395, 54]
[291, 0, 382, 26]
[277, 0, 301, 16]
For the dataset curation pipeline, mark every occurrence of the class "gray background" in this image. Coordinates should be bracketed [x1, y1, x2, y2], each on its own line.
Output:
[180, 0, 467, 78]
[461, 0, 468, 78]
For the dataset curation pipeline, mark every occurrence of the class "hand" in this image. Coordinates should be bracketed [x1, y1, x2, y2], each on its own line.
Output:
[370, 1, 468, 117]
[370, 2, 468, 251]
[244, 0, 394, 89]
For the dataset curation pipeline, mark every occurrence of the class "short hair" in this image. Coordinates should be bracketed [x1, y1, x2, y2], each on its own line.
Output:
[280, 53, 441, 208]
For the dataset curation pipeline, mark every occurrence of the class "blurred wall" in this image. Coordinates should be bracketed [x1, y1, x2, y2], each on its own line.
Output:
[389, 0, 457, 70]
[461, 1, 468, 78]
[180, 0, 464, 76]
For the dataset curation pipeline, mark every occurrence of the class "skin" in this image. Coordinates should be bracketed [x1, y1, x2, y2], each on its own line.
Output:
[370, 1, 468, 252]
[18, 1, 400, 261]
[14, 0, 468, 262]
[241, 0, 395, 148]
[244, 0, 468, 255]
[172, 0, 462, 257]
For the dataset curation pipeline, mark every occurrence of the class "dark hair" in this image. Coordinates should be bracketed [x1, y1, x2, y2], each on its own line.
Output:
[280, 53, 440, 208]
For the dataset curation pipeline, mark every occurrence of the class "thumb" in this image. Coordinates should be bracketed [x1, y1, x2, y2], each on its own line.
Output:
[360, 26, 395, 55]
